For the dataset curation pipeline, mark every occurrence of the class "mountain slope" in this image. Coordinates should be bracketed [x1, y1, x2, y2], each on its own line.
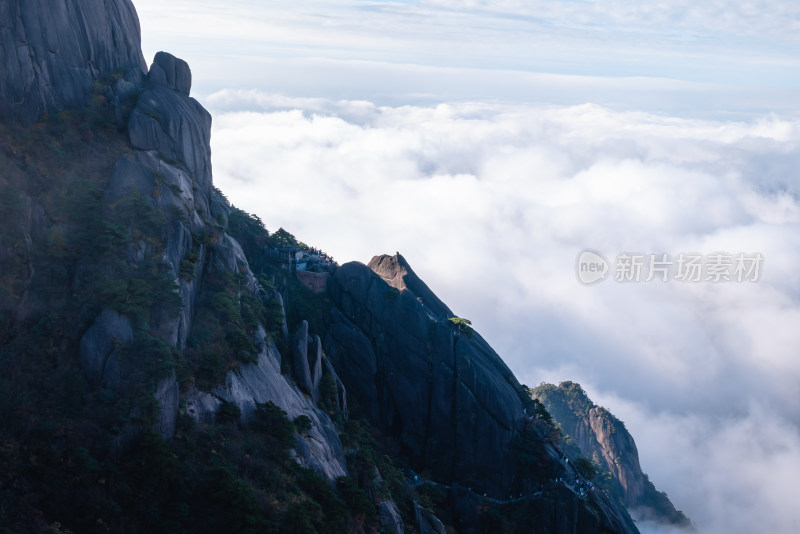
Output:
[326, 255, 638, 532]
[0, 0, 649, 532]
[533, 382, 692, 528]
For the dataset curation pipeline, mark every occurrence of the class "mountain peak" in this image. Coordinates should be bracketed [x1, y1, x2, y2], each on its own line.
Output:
[368, 252, 453, 320]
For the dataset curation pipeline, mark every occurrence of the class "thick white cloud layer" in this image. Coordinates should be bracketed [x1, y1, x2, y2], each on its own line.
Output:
[593, 394, 800, 534]
[205, 91, 800, 533]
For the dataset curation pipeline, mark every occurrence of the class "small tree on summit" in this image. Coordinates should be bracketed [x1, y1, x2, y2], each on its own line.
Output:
[268, 227, 299, 248]
[448, 316, 473, 337]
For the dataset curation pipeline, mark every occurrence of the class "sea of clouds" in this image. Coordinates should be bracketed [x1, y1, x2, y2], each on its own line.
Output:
[204, 90, 800, 533]
[131, 0, 800, 531]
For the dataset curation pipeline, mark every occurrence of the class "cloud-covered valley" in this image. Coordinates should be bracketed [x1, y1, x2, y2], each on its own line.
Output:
[204, 90, 800, 533]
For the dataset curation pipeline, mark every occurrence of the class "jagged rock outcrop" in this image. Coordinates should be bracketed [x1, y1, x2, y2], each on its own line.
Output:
[326, 254, 526, 496]
[368, 253, 453, 320]
[0, 0, 147, 124]
[533, 382, 691, 528]
[185, 339, 348, 481]
[128, 62, 213, 189]
[71, 49, 217, 440]
[309, 334, 323, 393]
[291, 320, 315, 398]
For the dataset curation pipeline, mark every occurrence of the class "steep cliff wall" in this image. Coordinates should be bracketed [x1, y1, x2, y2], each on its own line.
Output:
[0, 0, 146, 124]
[0, 0, 346, 485]
[326, 254, 640, 533]
[534, 381, 692, 527]
[327, 254, 525, 496]
[0, 4, 359, 526]
[0, 1, 655, 531]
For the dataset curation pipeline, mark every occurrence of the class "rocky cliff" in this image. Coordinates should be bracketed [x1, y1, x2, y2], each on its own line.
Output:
[326, 255, 639, 533]
[327, 254, 525, 495]
[0, 1, 355, 530]
[533, 382, 692, 528]
[0, 0, 652, 532]
[0, 0, 147, 125]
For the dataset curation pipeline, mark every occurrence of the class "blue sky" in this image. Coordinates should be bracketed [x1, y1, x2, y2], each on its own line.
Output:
[136, 0, 800, 116]
[134, 2, 800, 533]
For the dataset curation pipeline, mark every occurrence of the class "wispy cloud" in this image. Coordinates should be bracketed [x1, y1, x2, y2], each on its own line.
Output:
[135, 0, 800, 111]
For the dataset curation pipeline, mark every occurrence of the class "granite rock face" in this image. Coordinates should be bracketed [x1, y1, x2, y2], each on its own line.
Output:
[327, 255, 642, 533]
[309, 335, 324, 396]
[0, 0, 147, 124]
[147, 51, 191, 96]
[128, 55, 213, 190]
[0, 1, 653, 530]
[534, 382, 691, 528]
[379, 500, 406, 534]
[326, 254, 525, 496]
[71, 48, 217, 440]
[78, 308, 133, 386]
[153, 371, 179, 439]
[415, 504, 446, 534]
[186, 342, 349, 481]
[291, 320, 315, 398]
[368, 253, 453, 320]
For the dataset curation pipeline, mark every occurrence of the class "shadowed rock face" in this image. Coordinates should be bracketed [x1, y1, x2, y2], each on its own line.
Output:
[0, 1, 649, 529]
[79, 309, 133, 387]
[128, 59, 213, 189]
[72, 49, 216, 440]
[291, 320, 314, 398]
[0, 0, 146, 124]
[327, 255, 641, 533]
[326, 254, 525, 496]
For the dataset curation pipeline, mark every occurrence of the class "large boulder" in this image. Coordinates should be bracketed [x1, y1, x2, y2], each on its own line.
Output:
[147, 51, 191, 95]
[128, 80, 213, 189]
